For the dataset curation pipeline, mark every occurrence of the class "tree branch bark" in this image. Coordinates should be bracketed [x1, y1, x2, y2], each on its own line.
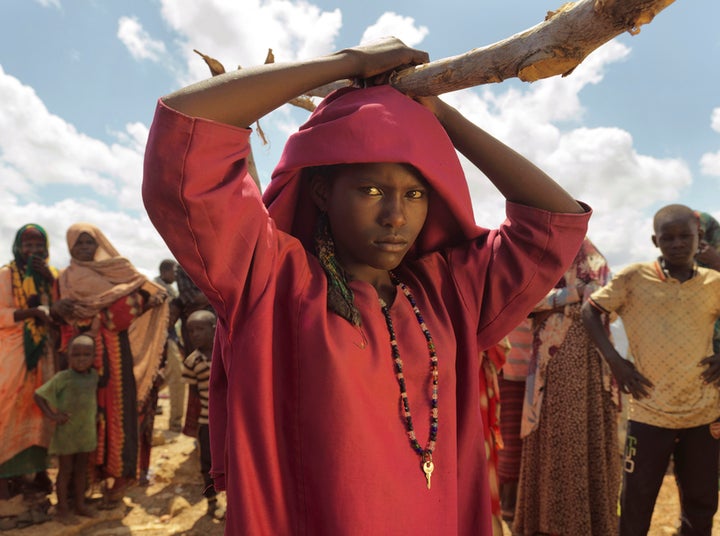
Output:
[392, 0, 675, 96]
[309, 0, 676, 97]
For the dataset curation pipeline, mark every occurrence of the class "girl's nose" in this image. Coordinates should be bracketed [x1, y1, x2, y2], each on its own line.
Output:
[380, 197, 406, 227]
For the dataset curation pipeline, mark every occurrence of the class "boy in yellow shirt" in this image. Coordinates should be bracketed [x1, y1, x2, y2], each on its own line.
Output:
[582, 204, 720, 535]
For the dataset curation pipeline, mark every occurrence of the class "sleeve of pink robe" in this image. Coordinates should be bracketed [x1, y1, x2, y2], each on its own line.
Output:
[143, 101, 312, 492]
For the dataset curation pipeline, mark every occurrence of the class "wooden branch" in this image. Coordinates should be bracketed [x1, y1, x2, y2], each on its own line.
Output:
[307, 0, 675, 98]
[392, 0, 675, 95]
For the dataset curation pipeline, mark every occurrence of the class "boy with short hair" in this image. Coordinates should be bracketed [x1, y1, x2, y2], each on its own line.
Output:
[582, 204, 720, 536]
[34, 334, 99, 524]
[182, 309, 219, 517]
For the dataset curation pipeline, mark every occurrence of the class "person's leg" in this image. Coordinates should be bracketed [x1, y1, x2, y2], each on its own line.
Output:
[198, 424, 215, 498]
[165, 341, 186, 432]
[673, 424, 719, 536]
[198, 424, 218, 516]
[55, 454, 74, 522]
[619, 421, 677, 536]
[72, 453, 94, 517]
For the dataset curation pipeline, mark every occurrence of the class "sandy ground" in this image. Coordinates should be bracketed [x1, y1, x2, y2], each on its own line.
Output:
[0, 390, 718, 535]
[0, 390, 225, 535]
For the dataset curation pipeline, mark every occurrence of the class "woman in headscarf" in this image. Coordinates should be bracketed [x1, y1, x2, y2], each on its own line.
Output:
[0, 224, 57, 499]
[513, 237, 620, 535]
[53, 223, 168, 502]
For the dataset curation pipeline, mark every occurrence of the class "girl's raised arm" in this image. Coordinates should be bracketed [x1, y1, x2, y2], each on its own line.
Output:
[163, 38, 429, 128]
[418, 96, 585, 214]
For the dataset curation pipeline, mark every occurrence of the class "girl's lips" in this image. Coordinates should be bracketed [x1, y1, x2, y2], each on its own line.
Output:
[374, 239, 408, 252]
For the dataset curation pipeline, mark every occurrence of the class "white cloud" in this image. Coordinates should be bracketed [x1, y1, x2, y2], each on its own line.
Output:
[117, 16, 167, 62]
[0, 66, 170, 275]
[699, 107, 720, 177]
[440, 40, 690, 269]
[360, 13, 429, 47]
[0, 67, 148, 212]
[711, 107, 720, 132]
[158, 0, 342, 86]
[34, 0, 60, 8]
[700, 151, 720, 176]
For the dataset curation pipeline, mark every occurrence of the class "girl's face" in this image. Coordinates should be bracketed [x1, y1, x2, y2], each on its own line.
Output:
[313, 163, 429, 286]
[68, 338, 95, 373]
[71, 232, 98, 261]
[19, 232, 47, 261]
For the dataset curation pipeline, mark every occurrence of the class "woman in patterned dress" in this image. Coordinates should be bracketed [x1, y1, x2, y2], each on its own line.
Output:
[513, 237, 621, 535]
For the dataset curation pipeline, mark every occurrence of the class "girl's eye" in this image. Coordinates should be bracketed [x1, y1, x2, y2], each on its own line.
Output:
[362, 186, 382, 196]
[407, 190, 426, 199]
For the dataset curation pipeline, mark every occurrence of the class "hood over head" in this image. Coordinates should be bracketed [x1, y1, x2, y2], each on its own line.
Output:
[263, 85, 486, 258]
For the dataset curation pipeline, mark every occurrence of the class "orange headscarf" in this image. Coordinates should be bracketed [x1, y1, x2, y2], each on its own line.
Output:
[59, 223, 149, 319]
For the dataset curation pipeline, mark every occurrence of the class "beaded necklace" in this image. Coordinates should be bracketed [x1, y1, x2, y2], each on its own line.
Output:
[378, 273, 438, 489]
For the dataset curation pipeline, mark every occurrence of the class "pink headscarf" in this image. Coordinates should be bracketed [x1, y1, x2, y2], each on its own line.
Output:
[263, 85, 487, 256]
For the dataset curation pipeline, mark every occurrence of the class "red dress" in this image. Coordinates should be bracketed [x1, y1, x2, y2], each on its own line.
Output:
[143, 88, 589, 535]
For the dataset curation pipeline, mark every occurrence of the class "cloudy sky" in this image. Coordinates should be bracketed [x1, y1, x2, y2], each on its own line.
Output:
[1, 0, 719, 277]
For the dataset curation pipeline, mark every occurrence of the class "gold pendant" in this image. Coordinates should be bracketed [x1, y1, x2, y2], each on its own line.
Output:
[423, 460, 434, 490]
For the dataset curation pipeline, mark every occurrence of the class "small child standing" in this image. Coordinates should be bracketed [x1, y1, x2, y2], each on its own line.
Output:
[34, 334, 99, 524]
[181, 309, 218, 516]
[582, 204, 720, 536]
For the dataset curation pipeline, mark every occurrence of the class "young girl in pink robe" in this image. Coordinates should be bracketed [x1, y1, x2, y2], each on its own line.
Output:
[143, 38, 590, 535]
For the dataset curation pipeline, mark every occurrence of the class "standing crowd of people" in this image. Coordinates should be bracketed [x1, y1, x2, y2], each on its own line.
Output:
[1, 36, 718, 535]
[0, 222, 222, 526]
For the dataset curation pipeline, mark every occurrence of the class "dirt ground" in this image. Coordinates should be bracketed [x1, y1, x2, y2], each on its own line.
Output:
[0, 390, 225, 536]
[0, 390, 718, 535]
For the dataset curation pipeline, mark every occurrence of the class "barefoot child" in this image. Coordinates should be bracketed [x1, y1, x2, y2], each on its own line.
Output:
[181, 310, 217, 515]
[34, 334, 98, 523]
[143, 38, 590, 534]
[582, 204, 720, 535]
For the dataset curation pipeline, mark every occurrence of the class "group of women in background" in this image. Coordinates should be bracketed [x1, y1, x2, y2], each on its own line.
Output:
[0, 222, 168, 504]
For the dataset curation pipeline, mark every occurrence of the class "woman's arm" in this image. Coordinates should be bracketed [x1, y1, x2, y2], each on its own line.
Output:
[417, 96, 584, 214]
[13, 307, 50, 323]
[163, 38, 429, 128]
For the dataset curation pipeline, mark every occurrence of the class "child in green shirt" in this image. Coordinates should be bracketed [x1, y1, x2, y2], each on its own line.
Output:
[34, 334, 99, 524]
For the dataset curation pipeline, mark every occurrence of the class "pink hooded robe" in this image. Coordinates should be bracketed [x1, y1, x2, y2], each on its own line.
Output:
[143, 86, 589, 535]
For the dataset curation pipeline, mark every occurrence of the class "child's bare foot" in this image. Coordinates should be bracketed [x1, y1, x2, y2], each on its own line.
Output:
[74, 503, 96, 518]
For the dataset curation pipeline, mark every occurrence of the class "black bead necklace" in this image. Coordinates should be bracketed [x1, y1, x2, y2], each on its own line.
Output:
[378, 273, 438, 489]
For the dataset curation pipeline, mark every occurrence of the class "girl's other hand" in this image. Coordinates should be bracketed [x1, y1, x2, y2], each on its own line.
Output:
[344, 37, 429, 83]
